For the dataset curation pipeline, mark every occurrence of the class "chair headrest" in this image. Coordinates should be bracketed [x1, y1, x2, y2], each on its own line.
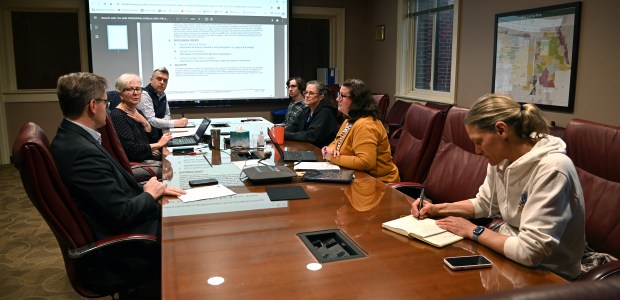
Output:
[11, 122, 50, 168]
[565, 118, 620, 182]
[442, 107, 476, 154]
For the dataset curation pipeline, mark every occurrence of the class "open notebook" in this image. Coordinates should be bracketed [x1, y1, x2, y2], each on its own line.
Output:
[382, 215, 463, 247]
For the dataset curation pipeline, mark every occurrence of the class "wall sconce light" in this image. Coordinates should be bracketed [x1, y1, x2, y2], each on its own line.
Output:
[375, 25, 385, 41]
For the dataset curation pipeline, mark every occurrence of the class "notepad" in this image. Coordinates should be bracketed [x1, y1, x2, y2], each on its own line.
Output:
[266, 186, 309, 201]
[382, 215, 463, 247]
[294, 162, 340, 170]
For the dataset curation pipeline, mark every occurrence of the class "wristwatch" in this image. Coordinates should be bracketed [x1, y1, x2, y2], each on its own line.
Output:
[472, 226, 485, 242]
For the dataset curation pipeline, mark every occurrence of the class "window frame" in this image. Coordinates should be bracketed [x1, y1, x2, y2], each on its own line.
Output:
[395, 0, 459, 104]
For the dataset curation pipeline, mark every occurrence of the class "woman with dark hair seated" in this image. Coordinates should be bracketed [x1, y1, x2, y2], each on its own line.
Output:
[284, 80, 338, 148]
[322, 79, 399, 183]
[110, 73, 172, 162]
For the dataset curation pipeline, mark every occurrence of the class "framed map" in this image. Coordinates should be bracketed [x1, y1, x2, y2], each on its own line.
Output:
[492, 2, 581, 112]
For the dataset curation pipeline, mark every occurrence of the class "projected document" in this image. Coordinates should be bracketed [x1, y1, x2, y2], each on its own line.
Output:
[152, 23, 275, 100]
[87, 0, 289, 103]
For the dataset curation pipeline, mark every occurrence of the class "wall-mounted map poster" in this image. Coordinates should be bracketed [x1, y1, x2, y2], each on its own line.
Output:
[492, 2, 581, 112]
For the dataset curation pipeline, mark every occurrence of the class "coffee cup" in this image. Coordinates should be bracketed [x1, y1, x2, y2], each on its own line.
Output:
[273, 125, 285, 144]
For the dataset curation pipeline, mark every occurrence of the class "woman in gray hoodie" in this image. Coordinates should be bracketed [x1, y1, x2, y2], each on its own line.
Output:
[412, 94, 585, 280]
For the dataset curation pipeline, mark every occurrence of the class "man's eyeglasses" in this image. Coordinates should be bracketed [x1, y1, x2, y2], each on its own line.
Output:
[302, 91, 318, 96]
[123, 87, 142, 94]
[288, 84, 298, 88]
[95, 98, 110, 108]
[337, 92, 351, 99]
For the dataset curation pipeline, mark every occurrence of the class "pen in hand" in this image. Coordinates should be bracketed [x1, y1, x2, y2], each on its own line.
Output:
[417, 188, 425, 220]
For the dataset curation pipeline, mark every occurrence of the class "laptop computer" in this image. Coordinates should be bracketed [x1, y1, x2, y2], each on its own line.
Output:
[167, 117, 211, 147]
[267, 129, 317, 162]
[242, 165, 297, 184]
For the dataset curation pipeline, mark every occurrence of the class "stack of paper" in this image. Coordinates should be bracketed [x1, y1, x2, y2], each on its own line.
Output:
[294, 162, 340, 170]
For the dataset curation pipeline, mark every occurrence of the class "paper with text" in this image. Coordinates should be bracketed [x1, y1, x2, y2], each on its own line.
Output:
[178, 184, 236, 202]
[163, 193, 288, 217]
[294, 162, 340, 170]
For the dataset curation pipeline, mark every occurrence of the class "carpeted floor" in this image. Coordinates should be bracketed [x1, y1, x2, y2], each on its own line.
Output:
[0, 164, 93, 300]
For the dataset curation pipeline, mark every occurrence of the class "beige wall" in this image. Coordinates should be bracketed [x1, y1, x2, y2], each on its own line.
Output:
[364, 0, 620, 126]
[365, 1, 398, 95]
[457, 0, 619, 127]
[297, 0, 620, 128]
[2, 0, 618, 163]
[293, 0, 398, 94]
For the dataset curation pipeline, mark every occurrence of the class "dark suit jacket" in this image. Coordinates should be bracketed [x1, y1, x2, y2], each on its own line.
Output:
[50, 119, 160, 239]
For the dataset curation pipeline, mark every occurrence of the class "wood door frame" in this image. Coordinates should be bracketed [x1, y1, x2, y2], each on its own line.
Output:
[0, 0, 88, 164]
[292, 6, 345, 85]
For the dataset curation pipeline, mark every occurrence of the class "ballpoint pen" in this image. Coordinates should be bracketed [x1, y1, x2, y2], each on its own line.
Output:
[418, 187, 425, 220]
[203, 154, 213, 167]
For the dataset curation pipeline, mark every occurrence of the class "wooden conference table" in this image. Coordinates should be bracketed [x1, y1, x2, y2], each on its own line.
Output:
[161, 126, 565, 299]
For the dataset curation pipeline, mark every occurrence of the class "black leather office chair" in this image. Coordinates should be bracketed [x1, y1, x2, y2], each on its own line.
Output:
[106, 90, 122, 110]
[12, 122, 161, 298]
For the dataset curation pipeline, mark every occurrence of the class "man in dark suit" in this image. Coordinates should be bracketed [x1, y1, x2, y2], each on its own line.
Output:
[51, 72, 184, 240]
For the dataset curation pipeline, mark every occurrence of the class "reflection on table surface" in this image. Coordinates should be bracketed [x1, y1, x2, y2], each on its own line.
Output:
[161, 138, 566, 300]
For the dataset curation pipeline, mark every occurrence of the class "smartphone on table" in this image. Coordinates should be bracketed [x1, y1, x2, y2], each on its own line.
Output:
[188, 178, 218, 187]
[444, 255, 492, 271]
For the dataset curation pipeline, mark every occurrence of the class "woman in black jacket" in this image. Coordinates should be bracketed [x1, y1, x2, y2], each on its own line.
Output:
[284, 80, 338, 148]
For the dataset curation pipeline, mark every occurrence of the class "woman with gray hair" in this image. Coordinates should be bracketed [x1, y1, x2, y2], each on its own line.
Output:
[412, 94, 585, 279]
[110, 73, 172, 162]
[284, 80, 338, 148]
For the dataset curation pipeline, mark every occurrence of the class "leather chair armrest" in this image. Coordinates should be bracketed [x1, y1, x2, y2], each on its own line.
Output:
[67, 233, 161, 295]
[579, 260, 620, 280]
[389, 127, 404, 140]
[68, 233, 159, 259]
[388, 182, 424, 199]
[386, 123, 401, 135]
